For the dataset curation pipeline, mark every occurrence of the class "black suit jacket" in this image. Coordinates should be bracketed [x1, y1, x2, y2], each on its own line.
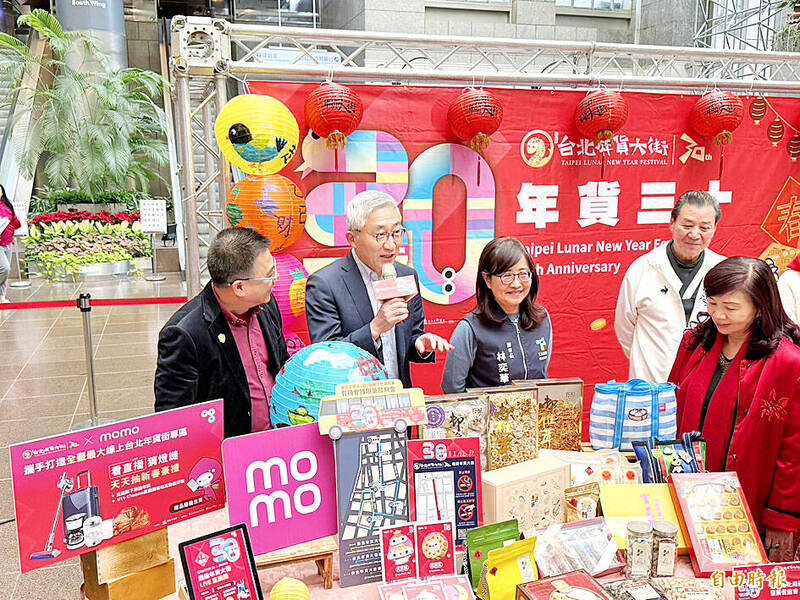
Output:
[305, 252, 433, 387]
[154, 282, 289, 437]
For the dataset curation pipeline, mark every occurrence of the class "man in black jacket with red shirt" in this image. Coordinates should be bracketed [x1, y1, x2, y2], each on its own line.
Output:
[154, 228, 289, 437]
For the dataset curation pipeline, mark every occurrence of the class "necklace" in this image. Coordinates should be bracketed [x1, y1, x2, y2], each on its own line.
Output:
[718, 353, 732, 369]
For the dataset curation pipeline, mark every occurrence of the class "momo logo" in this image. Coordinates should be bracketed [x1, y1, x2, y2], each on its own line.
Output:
[99, 426, 141, 442]
[245, 451, 321, 527]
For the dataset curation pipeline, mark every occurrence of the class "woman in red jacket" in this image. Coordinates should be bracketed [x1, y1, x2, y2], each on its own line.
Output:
[0, 185, 21, 303]
[669, 257, 800, 562]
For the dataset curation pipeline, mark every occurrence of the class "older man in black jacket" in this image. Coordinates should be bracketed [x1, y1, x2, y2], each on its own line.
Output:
[155, 228, 289, 437]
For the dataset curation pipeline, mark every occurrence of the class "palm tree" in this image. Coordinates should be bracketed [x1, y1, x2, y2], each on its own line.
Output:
[0, 10, 169, 197]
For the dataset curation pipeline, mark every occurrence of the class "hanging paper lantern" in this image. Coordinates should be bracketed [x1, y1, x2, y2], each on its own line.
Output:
[689, 90, 744, 179]
[215, 94, 299, 175]
[271, 253, 308, 328]
[447, 88, 503, 185]
[768, 119, 785, 146]
[749, 96, 767, 124]
[573, 89, 628, 177]
[284, 327, 307, 357]
[788, 134, 800, 161]
[304, 82, 363, 153]
[226, 174, 306, 252]
[269, 577, 310, 600]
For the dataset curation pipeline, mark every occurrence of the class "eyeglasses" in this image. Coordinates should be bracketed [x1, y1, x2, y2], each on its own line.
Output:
[228, 274, 278, 286]
[494, 271, 532, 285]
[353, 227, 407, 245]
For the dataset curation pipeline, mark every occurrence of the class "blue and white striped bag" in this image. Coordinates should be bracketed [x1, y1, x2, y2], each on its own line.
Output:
[589, 379, 677, 451]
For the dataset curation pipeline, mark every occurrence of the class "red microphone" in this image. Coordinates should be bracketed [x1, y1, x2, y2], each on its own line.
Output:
[373, 263, 418, 301]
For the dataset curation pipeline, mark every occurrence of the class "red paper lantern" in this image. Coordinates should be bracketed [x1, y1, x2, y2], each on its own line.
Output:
[573, 89, 628, 177]
[447, 88, 503, 184]
[304, 82, 363, 147]
[226, 174, 306, 253]
[574, 89, 629, 143]
[689, 90, 744, 178]
[304, 82, 363, 170]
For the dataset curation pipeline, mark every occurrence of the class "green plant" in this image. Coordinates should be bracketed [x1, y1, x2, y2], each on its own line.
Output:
[0, 10, 170, 196]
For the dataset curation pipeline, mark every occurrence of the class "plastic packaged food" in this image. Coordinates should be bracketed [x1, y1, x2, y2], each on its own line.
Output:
[533, 518, 625, 578]
[626, 521, 653, 579]
[652, 521, 679, 577]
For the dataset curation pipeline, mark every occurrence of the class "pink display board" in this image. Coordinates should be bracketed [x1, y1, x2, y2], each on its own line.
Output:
[221, 422, 337, 556]
[11, 400, 225, 573]
[179, 524, 263, 600]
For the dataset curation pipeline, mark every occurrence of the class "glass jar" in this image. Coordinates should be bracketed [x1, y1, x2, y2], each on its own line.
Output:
[652, 520, 679, 577]
[626, 521, 653, 579]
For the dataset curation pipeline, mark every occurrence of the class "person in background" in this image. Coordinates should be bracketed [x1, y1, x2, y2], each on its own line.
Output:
[155, 227, 289, 437]
[777, 256, 800, 323]
[615, 190, 725, 383]
[668, 257, 800, 561]
[0, 184, 21, 303]
[442, 237, 552, 393]
[305, 190, 452, 388]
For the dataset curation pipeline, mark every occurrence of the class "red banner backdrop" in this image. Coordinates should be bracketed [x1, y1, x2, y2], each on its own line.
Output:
[247, 82, 800, 398]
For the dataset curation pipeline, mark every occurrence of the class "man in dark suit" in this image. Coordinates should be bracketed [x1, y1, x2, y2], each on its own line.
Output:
[154, 228, 289, 437]
[305, 190, 451, 388]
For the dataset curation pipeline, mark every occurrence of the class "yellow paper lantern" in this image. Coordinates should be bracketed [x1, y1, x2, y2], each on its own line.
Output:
[226, 174, 306, 252]
[215, 95, 300, 175]
[268, 577, 310, 600]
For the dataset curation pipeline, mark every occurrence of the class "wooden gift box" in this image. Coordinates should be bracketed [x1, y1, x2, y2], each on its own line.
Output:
[482, 455, 570, 531]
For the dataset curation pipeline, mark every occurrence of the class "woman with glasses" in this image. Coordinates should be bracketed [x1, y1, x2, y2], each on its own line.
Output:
[442, 237, 552, 393]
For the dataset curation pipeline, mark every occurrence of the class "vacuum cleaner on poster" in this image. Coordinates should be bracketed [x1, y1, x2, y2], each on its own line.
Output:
[10, 400, 225, 574]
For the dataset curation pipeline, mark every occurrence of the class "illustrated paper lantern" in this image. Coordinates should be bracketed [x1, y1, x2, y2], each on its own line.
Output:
[226, 174, 306, 252]
[788, 134, 800, 162]
[768, 119, 785, 146]
[270, 341, 389, 426]
[749, 96, 767, 124]
[271, 253, 308, 327]
[689, 90, 744, 178]
[269, 577, 310, 600]
[304, 82, 363, 171]
[215, 94, 299, 175]
[574, 89, 628, 177]
[284, 327, 307, 357]
[447, 88, 503, 184]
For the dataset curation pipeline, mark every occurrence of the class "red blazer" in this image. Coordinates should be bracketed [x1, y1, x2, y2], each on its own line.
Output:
[669, 332, 800, 534]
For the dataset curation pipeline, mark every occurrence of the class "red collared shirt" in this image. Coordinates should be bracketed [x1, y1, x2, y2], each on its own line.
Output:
[213, 287, 273, 432]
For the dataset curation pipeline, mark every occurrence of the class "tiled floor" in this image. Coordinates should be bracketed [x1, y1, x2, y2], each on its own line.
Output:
[0, 275, 188, 599]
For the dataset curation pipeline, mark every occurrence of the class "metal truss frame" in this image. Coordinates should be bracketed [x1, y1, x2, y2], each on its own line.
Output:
[170, 17, 800, 297]
[694, 0, 785, 52]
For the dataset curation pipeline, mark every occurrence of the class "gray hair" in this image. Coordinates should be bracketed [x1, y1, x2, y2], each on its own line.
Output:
[671, 190, 722, 224]
[346, 190, 400, 232]
[207, 227, 271, 285]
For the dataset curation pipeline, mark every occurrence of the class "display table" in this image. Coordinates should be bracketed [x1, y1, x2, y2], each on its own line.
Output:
[163, 509, 733, 599]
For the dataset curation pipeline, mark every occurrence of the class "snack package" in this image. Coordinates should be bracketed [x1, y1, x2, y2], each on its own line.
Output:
[605, 580, 668, 600]
[651, 577, 723, 600]
[478, 537, 538, 600]
[565, 483, 601, 523]
[464, 519, 520, 591]
[517, 569, 613, 600]
[513, 378, 584, 451]
[539, 449, 642, 486]
[486, 389, 538, 469]
[532, 518, 625, 578]
[424, 394, 490, 471]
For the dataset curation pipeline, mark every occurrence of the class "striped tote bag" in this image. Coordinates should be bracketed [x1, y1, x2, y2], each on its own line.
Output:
[589, 379, 677, 451]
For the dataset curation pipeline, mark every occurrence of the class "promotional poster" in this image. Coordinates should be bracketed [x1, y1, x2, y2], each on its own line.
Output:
[248, 82, 800, 406]
[11, 401, 225, 573]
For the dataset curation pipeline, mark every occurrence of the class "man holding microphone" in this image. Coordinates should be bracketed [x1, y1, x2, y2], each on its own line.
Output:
[305, 190, 452, 387]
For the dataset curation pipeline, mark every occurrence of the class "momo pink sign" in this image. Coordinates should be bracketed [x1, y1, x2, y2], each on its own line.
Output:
[11, 400, 225, 573]
[222, 423, 337, 555]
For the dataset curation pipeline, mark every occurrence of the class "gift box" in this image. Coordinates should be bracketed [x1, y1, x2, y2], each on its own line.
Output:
[485, 388, 539, 469]
[482, 455, 570, 532]
[516, 568, 613, 600]
[423, 393, 490, 471]
[513, 379, 584, 452]
[599, 483, 688, 553]
[670, 472, 767, 577]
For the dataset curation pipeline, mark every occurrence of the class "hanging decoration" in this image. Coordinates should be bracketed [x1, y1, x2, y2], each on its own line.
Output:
[304, 82, 364, 171]
[768, 118, 786, 146]
[447, 88, 504, 185]
[271, 253, 309, 328]
[215, 94, 299, 175]
[226, 174, 306, 252]
[573, 89, 629, 177]
[689, 90, 744, 179]
[749, 97, 767, 124]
